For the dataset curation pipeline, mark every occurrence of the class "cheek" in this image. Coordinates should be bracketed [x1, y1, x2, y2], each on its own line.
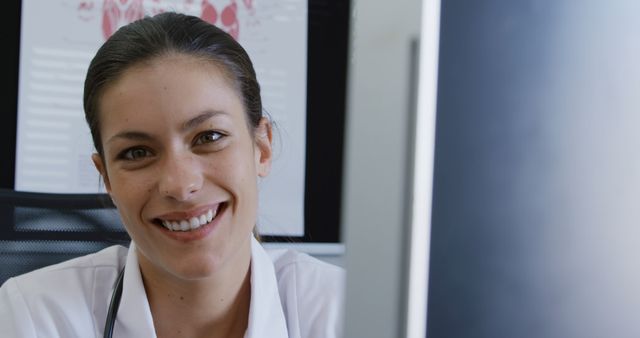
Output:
[108, 172, 154, 219]
[206, 148, 259, 205]
[110, 175, 148, 198]
[207, 144, 257, 182]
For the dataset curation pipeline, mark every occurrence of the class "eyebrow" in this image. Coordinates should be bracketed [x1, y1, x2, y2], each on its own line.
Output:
[182, 110, 225, 132]
[105, 131, 152, 145]
[105, 110, 226, 145]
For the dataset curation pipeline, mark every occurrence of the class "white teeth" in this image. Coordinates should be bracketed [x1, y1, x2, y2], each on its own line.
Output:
[171, 221, 180, 231]
[160, 207, 218, 232]
[180, 220, 190, 231]
[162, 220, 171, 230]
[189, 217, 199, 229]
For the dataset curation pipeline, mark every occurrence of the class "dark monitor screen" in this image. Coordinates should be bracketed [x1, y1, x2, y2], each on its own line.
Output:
[427, 1, 640, 337]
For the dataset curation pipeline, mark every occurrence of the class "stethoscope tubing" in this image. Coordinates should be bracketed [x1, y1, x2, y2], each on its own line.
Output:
[104, 266, 125, 338]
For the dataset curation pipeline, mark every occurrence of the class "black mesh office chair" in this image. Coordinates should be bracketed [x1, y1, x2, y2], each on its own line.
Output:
[0, 188, 129, 284]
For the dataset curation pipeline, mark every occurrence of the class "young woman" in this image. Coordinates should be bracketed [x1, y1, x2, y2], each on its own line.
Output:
[0, 12, 343, 338]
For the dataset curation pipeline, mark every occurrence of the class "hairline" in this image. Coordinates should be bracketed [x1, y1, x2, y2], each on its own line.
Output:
[93, 50, 259, 159]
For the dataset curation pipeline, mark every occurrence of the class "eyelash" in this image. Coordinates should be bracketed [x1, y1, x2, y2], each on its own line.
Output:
[115, 131, 225, 162]
[194, 130, 225, 146]
[118, 147, 153, 161]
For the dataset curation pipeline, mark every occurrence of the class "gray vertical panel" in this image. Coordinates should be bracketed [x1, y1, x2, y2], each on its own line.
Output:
[342, 0, 421, 337]
[428, 0, 640, 337]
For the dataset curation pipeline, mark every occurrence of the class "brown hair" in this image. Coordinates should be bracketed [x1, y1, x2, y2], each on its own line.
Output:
[83, 12, 263, 157]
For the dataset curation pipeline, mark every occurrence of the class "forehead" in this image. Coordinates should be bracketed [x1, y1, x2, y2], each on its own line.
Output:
[97, 54, 245, 135]
[102, 53, 238, 104]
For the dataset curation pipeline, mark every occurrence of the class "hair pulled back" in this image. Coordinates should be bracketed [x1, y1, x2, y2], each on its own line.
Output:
[83, 12, 262, 156]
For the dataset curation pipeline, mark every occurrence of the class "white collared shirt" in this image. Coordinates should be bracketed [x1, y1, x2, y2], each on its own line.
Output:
[0, 238, 344, 338]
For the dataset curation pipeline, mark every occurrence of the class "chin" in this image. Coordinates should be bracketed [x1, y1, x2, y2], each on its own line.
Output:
[174, 266, 218, 280]
[167, 252, 229, 280]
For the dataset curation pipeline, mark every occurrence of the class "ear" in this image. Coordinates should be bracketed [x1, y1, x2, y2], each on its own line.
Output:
[92, 153, 112, 193]
[254, 117, 273, 177]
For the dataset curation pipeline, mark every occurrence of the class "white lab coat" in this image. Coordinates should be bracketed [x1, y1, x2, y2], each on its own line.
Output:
[0, 237, 344, 338]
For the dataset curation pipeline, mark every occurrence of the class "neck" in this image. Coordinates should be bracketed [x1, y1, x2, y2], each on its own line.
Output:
[138, 242, 252, 338]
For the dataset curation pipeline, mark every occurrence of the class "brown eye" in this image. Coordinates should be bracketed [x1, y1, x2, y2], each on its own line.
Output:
[120, 147, 152, 160]
[194, 131, 224, 145]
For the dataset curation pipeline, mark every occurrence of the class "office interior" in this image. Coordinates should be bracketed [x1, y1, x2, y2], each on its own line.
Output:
[3, 0, 640, 337]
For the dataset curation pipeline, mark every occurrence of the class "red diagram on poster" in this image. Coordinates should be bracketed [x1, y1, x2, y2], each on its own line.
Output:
[77, 0, 255, 40]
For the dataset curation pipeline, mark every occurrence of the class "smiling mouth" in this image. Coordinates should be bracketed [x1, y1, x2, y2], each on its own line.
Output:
[155, 203, 225, 232]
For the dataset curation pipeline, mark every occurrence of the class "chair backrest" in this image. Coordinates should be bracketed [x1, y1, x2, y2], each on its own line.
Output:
[0, 188, 129, 284]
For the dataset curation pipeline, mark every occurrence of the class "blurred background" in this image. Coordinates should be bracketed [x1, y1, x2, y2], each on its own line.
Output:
[427, 0, 640, 337]
[3, 0, 640, 337]
[343, 0, 640, 337]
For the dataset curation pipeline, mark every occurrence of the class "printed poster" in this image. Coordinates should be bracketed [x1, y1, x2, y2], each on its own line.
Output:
[15, 0, 307, 236]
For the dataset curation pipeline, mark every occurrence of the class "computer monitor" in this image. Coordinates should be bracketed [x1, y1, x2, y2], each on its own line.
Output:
[344, 0, 640, 337]
[426, 1, 640, 337]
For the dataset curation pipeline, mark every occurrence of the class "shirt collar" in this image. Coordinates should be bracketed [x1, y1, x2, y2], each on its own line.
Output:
[115, 237, 289, 338]
[245, 237, 289, 337]
[116, 242, 157, 337]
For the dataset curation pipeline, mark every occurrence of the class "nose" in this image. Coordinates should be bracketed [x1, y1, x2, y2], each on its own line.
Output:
[158, 153, 203, 201]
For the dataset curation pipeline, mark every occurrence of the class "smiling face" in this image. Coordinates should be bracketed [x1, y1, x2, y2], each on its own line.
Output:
[92, 54, 272, 281]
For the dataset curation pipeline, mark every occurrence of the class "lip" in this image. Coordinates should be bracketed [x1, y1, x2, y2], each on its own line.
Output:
[152, 203, 227, 242]
[155, 203, 221, 221]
